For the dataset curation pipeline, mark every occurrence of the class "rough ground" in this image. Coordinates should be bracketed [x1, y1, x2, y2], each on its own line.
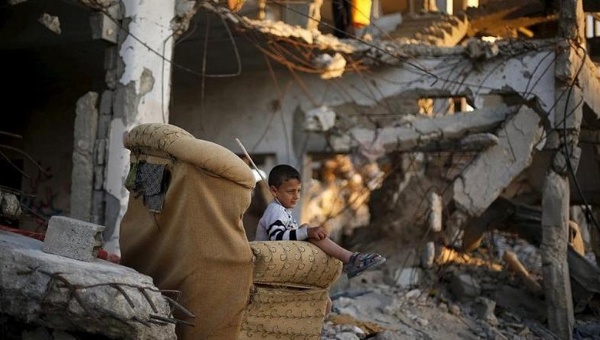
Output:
[321, 231, 600, 340]
[3, 230, 600, 339]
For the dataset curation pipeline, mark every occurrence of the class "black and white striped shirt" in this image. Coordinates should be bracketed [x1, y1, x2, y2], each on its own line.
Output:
[255, 201, 308, 241]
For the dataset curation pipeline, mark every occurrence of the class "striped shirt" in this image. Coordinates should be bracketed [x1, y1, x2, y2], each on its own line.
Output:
[255, 201, 308, 241]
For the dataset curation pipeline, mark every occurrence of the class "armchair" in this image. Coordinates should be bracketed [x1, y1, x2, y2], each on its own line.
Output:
[119, 123, 341, 340]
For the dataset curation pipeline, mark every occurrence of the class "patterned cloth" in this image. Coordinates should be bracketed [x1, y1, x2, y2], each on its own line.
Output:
[127, 161, 167, 213]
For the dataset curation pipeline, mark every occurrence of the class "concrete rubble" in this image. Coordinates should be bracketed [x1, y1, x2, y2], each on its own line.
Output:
[321, 232, 600, 340]
[5, 165, 599, 340]
[0, 219, 177, 339]
[3, 0, 600, 339]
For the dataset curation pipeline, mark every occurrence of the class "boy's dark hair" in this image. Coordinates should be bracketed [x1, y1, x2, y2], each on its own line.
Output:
[268, 164, 301, 187]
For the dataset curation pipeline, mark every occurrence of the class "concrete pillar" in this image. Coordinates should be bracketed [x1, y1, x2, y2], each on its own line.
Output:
[541, 168, 574, 339]
[540, 0, 586, 337]
[103, 0, 177, 255]
[71, 92, 99, 222]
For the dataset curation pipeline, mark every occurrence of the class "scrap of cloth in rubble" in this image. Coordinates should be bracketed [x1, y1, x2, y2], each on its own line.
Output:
[127, 161, 167, 213]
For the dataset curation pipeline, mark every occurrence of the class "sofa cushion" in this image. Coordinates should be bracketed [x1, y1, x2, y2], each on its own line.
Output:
[250, 241, 342, 289]
[240, 285, 330, 339]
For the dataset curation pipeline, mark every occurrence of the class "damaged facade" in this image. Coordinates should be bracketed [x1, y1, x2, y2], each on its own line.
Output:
[2, 0, 600, 338]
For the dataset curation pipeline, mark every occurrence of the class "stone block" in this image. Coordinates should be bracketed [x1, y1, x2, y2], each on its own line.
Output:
[421, 241, 436, 269]
[42, 216, 105, 262]
[391, 267, 423, 289]
[89, 12, 118, 44]
[450, 273, 481, 301]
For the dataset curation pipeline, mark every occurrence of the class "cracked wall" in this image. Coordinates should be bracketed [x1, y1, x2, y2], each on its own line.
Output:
[101, 0, 177, 255]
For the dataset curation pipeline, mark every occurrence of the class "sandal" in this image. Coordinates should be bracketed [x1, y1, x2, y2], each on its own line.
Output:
[343, 252, 386, 279]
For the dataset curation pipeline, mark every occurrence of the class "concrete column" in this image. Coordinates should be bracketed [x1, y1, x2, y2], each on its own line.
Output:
[103, 0, 177, 255]
[541, 167, 574, 339]
[540, 0, 586, 337]
[71, 92, 99, 222]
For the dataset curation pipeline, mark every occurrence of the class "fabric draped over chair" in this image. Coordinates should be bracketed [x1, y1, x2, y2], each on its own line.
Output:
[120, 123, 256, 340]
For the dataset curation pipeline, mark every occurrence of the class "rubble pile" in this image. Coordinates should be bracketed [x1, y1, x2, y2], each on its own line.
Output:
[2, 176, 600, 340]
[0, 218, 177, 340]
[320, 231, 600, 339]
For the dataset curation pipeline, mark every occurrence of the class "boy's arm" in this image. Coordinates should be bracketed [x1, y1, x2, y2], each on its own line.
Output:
[305, 225, 327, 240]
[267, 221, 308, 241]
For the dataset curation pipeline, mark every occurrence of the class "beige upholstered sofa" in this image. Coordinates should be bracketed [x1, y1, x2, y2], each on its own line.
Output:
[119, 123, 342, 340]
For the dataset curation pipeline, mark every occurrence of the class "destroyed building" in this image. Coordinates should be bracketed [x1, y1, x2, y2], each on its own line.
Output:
[2, 0, 600, 339]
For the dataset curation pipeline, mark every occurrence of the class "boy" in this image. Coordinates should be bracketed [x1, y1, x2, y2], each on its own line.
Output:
[255, 164, 386, 279]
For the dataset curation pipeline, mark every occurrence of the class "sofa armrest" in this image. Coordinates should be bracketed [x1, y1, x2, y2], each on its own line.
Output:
[250, 241, 342, 289]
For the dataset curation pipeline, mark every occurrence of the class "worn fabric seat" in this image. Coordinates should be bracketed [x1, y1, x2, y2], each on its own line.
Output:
[242, 241, 342, 339]
[119, 123, 341, 340]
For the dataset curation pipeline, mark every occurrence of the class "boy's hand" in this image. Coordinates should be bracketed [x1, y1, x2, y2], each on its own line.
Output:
[306, 225, 328, 240]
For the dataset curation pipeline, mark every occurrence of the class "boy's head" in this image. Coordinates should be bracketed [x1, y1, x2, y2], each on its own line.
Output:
[268, 164, 302, 209]
[268, 164, 301, 187]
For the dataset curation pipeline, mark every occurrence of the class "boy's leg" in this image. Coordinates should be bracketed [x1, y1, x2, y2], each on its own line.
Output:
[309, 238, 353, 263]
[309, 238, 386, 279]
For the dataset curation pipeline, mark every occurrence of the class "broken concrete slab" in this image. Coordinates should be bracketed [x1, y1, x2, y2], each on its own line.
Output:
[0, 230, 176, 339]
[453, 106, 543, 216]
[385, 11, 468, 47]
[494, 285, 547, 323]
[332, 46, 557, 120]
[304, 106, 337, 132]
[329, 104, 519, 153]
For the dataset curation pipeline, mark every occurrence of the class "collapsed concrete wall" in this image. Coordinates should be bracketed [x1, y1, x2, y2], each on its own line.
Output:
[0, 228, 176, 339]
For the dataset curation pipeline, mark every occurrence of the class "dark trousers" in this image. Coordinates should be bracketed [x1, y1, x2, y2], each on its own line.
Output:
[331, 0, 351, 38]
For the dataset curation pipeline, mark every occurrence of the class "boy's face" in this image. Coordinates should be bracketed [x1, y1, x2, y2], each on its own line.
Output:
[270, 178, 302, 209]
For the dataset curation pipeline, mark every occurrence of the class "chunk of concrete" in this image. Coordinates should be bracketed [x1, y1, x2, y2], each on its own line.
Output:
[1, 230, 175, 339]
[450, 273, 481, 301]
[42, 216, 105, 262]
[473, 296, 498, 326]
[390, 267, 424, 289]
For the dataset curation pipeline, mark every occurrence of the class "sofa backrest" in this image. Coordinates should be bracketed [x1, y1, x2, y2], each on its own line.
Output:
[120, 123, 256, 340]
